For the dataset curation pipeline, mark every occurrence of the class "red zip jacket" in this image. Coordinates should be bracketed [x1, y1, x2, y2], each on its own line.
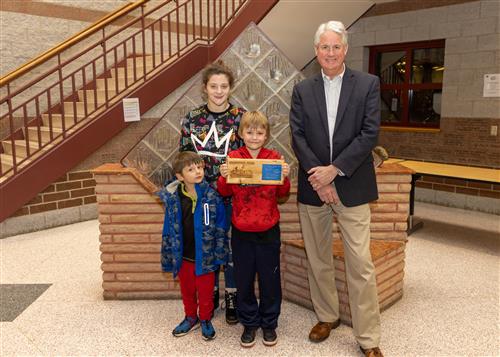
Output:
[217, 146, 291, 232]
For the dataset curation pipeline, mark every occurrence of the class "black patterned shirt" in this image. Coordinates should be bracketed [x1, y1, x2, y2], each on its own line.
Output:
[179, 104, 245, 185]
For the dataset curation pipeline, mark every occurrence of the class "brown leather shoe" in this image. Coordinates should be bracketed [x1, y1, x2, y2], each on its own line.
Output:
[360, 346, 384, 357]
[308, 320, 341, 342]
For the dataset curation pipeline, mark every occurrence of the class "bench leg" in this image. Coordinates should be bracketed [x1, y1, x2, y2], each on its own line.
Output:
[407, 173, 424, 235]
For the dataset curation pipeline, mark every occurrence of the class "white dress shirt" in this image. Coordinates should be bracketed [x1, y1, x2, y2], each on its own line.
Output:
[322, 65, 345, 161]
[322, 65, 345, 175]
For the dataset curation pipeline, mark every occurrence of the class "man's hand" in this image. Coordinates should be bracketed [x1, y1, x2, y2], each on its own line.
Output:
[315, 184, 340, 205]
[308, 165, 339, 190]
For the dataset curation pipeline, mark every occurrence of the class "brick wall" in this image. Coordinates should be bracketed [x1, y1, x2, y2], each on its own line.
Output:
[416, 175, 500, 199]
[94, 162, 412, 301]
[414, 173, 500, 214]
[379, 118, 500, 168]
[10, 170, 97, 218]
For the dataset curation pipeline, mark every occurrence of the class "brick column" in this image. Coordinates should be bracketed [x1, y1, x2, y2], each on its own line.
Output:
[279, 163, 413, 242]
[94, 164, 177, 299]
[281, 240, 406, 326]
[279, 163, 412, 326]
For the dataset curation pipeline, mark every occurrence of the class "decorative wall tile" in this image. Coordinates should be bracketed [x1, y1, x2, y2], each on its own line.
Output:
[122, 23, 305, 187]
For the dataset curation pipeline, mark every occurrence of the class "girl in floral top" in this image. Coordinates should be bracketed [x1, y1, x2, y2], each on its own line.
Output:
[179, 61, 245, 324]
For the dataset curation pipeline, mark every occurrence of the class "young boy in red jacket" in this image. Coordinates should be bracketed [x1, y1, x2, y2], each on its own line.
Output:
[217, 111, 290, 348]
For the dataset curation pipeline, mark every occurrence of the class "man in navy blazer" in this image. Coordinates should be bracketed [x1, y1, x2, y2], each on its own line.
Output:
[289, 21, 383, 357]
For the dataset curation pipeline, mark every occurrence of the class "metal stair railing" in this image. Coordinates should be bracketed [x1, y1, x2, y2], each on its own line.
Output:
[0, 0, 247, 181]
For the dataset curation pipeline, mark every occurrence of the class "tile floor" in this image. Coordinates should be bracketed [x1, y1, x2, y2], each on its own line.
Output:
[1, 202, 499, 356]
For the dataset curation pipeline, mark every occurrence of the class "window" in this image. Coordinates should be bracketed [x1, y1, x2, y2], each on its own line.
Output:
[369, 40, 445, 128]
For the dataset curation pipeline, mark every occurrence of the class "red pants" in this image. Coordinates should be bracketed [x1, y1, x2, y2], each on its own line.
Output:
[178, 260, 215, 321]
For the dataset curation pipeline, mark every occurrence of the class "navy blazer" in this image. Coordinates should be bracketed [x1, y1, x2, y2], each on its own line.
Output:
[289, 67, 381, 207]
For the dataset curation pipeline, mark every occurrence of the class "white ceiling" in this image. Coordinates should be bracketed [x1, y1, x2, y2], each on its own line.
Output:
[259, 0, 393, 69]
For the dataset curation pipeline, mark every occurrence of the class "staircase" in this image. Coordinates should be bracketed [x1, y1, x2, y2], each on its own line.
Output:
[0, 0, 278, 222]
[0, 53, 162, 177]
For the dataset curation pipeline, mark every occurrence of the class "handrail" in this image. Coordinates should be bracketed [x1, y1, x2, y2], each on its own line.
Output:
[0, 0, 149, 86]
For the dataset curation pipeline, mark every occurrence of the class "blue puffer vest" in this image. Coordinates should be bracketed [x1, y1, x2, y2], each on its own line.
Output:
[157, 179, 227, 277]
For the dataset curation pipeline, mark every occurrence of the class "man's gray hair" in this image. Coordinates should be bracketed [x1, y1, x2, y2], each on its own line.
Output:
[314, 21, 348, 46]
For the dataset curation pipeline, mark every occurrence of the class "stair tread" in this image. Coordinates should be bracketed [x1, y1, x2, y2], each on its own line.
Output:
[1, 153, 31, 167]
[79, 88, 117, 93]
[27, 126, 64, 133]
[64, 101, 93, 105]
[4, 139, 54, 149]
[3, 139, 42, 148]
[43, 112, 85, 118]
[112, 67, 146, 78]
[1, 153, 17, 164]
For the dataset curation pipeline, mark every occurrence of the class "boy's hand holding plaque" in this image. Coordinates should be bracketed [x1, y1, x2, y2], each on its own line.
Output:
[226, 158, 284, 185]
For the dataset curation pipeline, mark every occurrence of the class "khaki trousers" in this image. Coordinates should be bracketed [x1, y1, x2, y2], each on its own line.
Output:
[298, 199, 381, 349]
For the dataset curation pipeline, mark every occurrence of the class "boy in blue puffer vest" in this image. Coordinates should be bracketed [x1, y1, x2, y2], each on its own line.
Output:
[157, 151, 227, 341]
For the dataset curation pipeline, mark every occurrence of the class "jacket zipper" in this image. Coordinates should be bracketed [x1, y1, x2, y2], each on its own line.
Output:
[203, 203, 209, 225]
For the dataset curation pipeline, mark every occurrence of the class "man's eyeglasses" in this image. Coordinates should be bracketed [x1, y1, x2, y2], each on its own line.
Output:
[317, 45, 343, 53]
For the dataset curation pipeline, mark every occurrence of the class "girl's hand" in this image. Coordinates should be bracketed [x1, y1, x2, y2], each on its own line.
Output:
[220, 163, 228, 178]
[282, 162, 290, 177]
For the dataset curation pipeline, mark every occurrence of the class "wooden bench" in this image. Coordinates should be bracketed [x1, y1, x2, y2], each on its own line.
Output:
[397, 160, 500, 183]
[386, 159, 500, 233]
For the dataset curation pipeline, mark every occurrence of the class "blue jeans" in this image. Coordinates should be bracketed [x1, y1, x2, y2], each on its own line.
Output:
[215, 201, 236, 290]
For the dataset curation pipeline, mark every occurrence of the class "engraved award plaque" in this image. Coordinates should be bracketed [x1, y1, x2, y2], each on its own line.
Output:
[226, 158, 284, 185]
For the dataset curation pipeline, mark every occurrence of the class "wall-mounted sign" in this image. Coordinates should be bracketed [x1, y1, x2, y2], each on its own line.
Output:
[483, 74, 500, 97]
[122, 98, 141, 122]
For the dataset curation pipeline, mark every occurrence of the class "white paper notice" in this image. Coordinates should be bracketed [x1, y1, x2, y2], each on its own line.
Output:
[483, 74, 500, 97]
[123, 98, 140, 122]
[391, 97, 398, 112]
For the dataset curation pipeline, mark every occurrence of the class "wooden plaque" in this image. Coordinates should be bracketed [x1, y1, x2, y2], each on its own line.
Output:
[226, 158, 284, 185]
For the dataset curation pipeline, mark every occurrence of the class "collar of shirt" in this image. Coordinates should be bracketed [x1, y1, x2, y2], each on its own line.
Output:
[321, 64, 345, 85]
[180, 183, 197, 213]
